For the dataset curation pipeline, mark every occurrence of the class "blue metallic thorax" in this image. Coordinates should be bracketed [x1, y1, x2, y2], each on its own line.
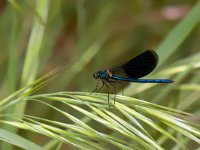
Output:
[99, 70, 109, 79]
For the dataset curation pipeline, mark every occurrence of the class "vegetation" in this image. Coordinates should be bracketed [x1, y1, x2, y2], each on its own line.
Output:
[0, 0, 199, 149]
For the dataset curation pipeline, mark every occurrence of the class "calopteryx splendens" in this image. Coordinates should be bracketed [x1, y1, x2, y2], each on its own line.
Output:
[92, 50, 174, 105]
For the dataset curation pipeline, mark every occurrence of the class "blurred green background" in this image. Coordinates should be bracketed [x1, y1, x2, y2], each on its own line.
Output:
[0, 0, 200, 149]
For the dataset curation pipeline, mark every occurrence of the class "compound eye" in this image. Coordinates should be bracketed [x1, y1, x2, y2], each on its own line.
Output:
[93, 73, 98, 79]
[93, 74, 95, 78]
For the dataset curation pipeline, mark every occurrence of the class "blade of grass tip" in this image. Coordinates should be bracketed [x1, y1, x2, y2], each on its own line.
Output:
[17, 0, 50, 115]
[26, 99, 101, 138]
[104, 110, 163, 150]
[117, 107, 155, 140]
[88, 105, 156, 150]
[0, 66, 62, 110]
[40, 96, 104, 149]
[22, 65, 66, 96]
[41, 91, 91, 105]
[68, 108, 138, 148]
[115, 103, 182, 146]
[35, 117, 113, 150]
[164, 121, 200, 144]
[67, 93, 108, 107]
[25, 119, 106, 150]
[67, 104, 111, 126]
[0, 69, 61, 148]
[65, 105, 138, 149]
[118, 85, 191, 116]
[157, 0, 200, 65]
[137, 106, 200, 145]
[21, 115, 102, 149]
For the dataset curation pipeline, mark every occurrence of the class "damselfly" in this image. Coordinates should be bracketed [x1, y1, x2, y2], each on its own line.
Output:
[92, 50, 173, 106]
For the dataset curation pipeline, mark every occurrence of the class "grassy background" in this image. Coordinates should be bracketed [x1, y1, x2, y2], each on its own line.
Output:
[0, 0, 200, 149]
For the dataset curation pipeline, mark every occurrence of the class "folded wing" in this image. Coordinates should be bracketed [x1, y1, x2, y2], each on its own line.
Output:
[111, 50, 158, 78]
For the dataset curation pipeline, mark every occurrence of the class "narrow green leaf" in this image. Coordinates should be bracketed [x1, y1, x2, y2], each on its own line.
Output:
[0, 129, 43, 150]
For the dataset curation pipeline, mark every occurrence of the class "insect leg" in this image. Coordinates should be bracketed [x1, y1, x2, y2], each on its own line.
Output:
[96, 80, 105, 92]
[91, 79, 107, 94]
[113, 82, 117, 105]
[103, 81, 110, 107]
[107, 81, 117, 105]
[91, 79, 100, 94]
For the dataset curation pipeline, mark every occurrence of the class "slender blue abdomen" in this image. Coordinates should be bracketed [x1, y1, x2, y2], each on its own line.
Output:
[112, 75, 173, 83]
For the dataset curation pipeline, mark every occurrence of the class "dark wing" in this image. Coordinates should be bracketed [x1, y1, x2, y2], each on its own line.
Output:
[111, 50, 158, 78]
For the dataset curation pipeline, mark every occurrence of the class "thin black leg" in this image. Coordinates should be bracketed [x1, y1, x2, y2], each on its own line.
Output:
[91, 79, 100, 94]
[108, 81, 117, 105]
[104, 81, 110, 107]
[91, 79, 106, 94]
[113, 82, 116, 105]
[97, 80, 105, 92]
